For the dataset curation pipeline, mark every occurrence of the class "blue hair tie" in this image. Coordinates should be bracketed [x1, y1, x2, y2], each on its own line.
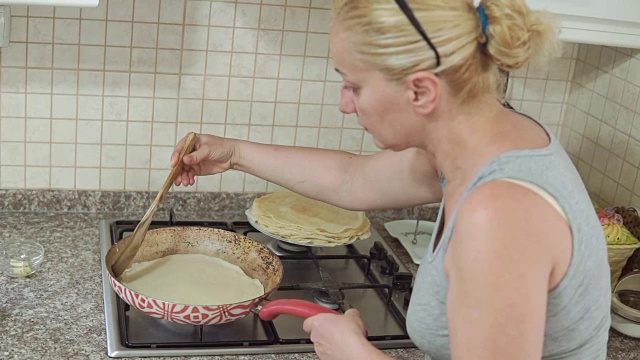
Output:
[477, 5, 489, 47]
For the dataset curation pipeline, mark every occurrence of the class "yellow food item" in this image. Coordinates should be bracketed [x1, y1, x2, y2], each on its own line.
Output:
[604, 224, 639, 245]
[11, 259, 32, 276]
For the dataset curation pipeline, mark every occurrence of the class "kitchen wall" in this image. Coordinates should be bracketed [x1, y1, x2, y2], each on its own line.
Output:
[505, 42, 576, 139]
[506, 43, 640, 208]
[0, 0, 359, 193]
[560, 45, 640, 208]
[0, 0, 638, 207]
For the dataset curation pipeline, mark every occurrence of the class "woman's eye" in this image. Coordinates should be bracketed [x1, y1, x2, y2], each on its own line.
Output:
[342, 83, 360, 96]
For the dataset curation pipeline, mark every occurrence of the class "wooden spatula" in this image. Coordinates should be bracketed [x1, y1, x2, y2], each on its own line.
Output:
[111, 132, 197, 278]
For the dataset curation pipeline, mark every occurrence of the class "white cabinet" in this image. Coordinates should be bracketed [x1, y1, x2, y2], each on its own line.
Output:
[526, 0, 640, 49]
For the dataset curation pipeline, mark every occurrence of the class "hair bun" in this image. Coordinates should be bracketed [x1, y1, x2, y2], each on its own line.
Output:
[482, 0, 559, 71]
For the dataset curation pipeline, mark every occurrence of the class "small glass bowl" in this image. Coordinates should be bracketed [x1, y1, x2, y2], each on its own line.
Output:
[1, 240, 44, 278]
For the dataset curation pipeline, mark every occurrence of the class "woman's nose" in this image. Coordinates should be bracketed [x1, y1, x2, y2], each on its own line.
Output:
[339, 86, 356, 114]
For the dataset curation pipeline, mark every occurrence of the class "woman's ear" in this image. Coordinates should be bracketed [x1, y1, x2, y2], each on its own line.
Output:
[406, 71, 440, 115]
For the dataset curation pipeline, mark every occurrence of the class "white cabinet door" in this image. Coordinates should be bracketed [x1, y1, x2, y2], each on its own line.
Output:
[528, 0, 639, 23]
[526, 0, 640, 49]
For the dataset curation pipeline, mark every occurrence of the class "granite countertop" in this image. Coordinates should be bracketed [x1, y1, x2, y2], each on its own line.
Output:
[0, 190, 639, 360]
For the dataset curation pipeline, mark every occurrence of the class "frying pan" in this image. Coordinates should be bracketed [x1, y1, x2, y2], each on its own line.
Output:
[105, 226, 339, 326]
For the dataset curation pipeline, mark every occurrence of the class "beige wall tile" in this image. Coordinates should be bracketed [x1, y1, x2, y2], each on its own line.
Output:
[26, 166, 50, 188]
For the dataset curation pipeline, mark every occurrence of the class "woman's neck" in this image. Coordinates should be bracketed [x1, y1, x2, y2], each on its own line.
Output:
[422, 95, 517, 188]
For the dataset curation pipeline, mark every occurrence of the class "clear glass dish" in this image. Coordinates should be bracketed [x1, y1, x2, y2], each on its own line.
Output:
[1, 240, 45, 277]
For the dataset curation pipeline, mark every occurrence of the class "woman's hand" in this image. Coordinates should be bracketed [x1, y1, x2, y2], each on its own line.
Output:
[170, 133, 239, 186]
[303, 309, 390, 360]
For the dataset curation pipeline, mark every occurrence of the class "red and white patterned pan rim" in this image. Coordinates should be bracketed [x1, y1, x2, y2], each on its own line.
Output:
[105, 226, 339, 326]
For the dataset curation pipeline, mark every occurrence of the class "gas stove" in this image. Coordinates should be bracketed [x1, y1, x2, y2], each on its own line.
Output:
[99, 212, 416, 357]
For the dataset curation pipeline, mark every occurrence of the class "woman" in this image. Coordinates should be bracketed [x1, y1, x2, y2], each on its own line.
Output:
[171, 0, 611, 359]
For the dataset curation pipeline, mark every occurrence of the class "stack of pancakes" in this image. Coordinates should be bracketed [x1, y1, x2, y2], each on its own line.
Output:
[247, 191, 371, 246]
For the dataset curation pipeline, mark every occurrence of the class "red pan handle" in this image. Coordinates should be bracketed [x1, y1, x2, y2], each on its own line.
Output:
[258, 299, 340, 321]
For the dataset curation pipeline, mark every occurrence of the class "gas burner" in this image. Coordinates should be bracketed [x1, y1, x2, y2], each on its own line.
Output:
[312, 289, 343, 310]
[264, 241, 307, 256]
[276, 240, 308, 252]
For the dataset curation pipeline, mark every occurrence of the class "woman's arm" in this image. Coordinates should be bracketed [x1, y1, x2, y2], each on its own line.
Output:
[172, 133, 442, 211]
[234, 140, 441, 210]
[445, 180, 571, 359]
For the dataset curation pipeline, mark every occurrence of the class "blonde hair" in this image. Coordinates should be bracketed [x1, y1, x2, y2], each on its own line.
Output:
[332, 0, 559, 101]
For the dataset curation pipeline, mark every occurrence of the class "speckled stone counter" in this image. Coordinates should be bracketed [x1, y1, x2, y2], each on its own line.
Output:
[1, 190, 639, 360]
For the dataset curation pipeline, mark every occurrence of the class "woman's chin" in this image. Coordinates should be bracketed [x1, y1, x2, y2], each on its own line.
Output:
[372, 138, 389, 151]
[374, 139, 411, 152]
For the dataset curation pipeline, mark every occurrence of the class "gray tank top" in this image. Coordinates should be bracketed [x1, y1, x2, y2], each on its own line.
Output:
[406, 119, 611, 359]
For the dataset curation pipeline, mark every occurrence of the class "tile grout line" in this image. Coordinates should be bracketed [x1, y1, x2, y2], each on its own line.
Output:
[50, 8, 62, 189]
[96, 0, 109, 191]
[292, 5, 309, 149]
[143, 0, 163, 193]
[70, 4, 82, 191]
[219, 1, 239, 193]
[122, 0, 138, 192]
[263, 3, 288, 192]
[293, 2, 312, 151]
[243, 2, 263, 193]
[168, 0, 190, 191]
[24, 8, 32, 189]
[197, 0, 212, 149]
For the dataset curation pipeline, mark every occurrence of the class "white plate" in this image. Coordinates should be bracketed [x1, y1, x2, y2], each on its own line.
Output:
[611, 311, 640, 338]
[384, 220, 436, 264]
[245, 209, 361, 248]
